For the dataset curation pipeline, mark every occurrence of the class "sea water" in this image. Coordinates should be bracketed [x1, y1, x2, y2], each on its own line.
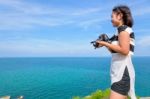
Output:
[0, 57, 149, 99]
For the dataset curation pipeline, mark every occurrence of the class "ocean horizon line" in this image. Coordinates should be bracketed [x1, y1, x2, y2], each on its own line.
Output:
[0, 56, 150, 58]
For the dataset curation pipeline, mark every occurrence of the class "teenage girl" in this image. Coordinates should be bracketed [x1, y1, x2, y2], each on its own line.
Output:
[96, 5, 137, 99]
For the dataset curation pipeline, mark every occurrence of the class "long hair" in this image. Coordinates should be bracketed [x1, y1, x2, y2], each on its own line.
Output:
[113, 5, 133, 27]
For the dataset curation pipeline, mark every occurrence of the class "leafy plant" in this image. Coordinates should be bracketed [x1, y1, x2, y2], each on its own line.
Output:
[72, 88, 140, 99]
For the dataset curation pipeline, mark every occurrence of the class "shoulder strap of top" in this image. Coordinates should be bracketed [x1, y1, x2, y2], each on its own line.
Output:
[117, 25, 128, 33]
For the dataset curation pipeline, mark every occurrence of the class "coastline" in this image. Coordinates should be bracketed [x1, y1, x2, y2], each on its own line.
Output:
[0, 96, 150, 99]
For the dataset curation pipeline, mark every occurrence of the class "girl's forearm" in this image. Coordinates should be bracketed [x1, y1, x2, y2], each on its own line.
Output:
[105, 43, 129, 55]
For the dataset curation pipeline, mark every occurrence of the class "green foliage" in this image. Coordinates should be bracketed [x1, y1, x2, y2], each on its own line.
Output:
[72, 89, 110, 99]
[72, 96, 81, 99]
[137, 96, 140, 99]
[72, 88, 140, 99]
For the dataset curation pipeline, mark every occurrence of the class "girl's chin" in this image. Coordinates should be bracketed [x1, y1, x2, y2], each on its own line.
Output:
[112, 24, 117, 27]
[111, 22, 117, 27]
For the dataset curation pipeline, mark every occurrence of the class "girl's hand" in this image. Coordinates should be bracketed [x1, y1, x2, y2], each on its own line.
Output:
[96, 41, 108, 47]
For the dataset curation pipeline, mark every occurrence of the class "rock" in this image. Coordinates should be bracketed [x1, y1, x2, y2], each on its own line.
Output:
[17, 96, 23, 99]
[140, 97, 150, 99]
[0, 96, 10, 99]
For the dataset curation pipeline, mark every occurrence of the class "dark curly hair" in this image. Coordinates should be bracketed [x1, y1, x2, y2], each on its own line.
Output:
[113, 5, 133, 27]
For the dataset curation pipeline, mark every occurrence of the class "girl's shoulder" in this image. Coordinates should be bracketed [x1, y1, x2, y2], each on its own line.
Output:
[117, 25, 133, 34]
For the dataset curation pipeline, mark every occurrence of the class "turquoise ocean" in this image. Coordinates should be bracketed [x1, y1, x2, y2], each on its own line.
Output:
[0, 57, 149, 99]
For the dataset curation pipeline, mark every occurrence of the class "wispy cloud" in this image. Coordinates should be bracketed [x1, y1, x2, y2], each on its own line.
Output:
[0, 0, 150, 56]
[133, 6, 150, 16]
[136, 36, 150, 47]
[0, 0, 111, 30]
[0, 0, 150, 30]
[71, 7, 102, 16]
[0, 0, 71, 29]
[0, 37, 107, 57]
[134, 36, 150, 56]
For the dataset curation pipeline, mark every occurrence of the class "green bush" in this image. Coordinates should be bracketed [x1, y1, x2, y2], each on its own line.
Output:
[72, 96, 81, 99]
[72, 89, 110, 99]
[72, 88, 140, 99]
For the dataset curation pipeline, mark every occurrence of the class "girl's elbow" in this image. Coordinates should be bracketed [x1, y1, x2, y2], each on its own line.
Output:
[122, 50, 129, 55]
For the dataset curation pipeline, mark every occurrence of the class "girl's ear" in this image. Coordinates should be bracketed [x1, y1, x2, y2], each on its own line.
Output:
[117, 13, 123, 20]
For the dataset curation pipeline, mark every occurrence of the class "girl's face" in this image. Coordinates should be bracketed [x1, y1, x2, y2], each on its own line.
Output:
[111, 12, 123, 27]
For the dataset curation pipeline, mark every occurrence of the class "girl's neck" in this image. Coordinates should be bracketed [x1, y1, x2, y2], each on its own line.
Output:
[117, 21, 124, 27]
[117, 23, 123, 27]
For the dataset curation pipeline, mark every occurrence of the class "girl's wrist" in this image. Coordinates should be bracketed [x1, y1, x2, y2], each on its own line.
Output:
[105, 42, 110, 48]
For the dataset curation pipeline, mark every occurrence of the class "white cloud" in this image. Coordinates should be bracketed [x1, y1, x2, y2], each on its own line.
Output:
[133, 6, 150, 16]
[0, 0, 111, 30]
[0, 0, 72, 29]
[136, 36, 150, 47]
[0, 0, 150, 56]
[71, 7, 102, 16]
[0, 38, 87, 55]
[0, 37, 110, 57]
[127, 0, 150, 16]
[133, 35, 150, 56]
[0, 0, 150, 31]
[78, 17, 109, 30]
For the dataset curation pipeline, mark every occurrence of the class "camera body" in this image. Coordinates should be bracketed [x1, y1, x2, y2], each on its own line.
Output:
[91, 33, 110, 49]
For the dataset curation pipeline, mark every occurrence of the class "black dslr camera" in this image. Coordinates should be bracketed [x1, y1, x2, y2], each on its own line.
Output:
[91, 33, 110, 49]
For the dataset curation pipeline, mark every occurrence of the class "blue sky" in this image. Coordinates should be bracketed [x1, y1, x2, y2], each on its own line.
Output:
[0, 0, 150, 57]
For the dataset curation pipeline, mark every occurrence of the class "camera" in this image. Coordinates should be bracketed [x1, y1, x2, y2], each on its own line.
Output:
[91, 33, 110, 49]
